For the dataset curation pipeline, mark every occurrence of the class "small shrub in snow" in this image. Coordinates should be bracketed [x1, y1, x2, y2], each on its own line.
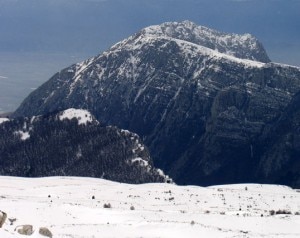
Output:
[92, 195, 95, 200]
[103, 203, 112, 208]
[130, 205, 135, 210]
[295, 212, 300, 215]
[276, 209, 291, 215]
[205, 210, 210, 214]
[270, 209, 292, 215]
[220, 211, 225, 215]
[8, 218, 16, 225]
[190, 220, 195, 225]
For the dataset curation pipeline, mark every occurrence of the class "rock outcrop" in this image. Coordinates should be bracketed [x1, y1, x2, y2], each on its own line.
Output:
[39, 227, 53, 238]
[15, 225, 33, 236]
[0, 211, 7, 228]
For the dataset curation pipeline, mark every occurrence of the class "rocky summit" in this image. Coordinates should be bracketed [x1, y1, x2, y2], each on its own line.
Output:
[0, 109, 169, 184]
[12, 21, 300, 187]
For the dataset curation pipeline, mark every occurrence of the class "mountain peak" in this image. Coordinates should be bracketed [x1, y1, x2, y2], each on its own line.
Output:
[138, 20, 270, 63]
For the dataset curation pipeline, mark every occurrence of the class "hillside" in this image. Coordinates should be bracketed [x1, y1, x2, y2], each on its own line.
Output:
[0, 109, 168, 184]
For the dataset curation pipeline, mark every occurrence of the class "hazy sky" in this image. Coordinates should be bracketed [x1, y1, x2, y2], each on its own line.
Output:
[0, 0, 299, 64]
[0, 0, 299, 112]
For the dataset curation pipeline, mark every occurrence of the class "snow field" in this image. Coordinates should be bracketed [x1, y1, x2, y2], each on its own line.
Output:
[0, 176, 299, 237]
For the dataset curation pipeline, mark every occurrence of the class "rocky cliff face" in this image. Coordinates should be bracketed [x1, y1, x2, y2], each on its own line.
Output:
[256, 92, 300, 187]
[12, 21, 300, 187]
[0, 109, 169, 184]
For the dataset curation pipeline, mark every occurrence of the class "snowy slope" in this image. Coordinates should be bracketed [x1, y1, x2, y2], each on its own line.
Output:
[0, 176, 300, 238]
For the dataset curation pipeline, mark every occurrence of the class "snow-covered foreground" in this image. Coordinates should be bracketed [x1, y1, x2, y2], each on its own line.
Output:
[0, 176, 300, 238]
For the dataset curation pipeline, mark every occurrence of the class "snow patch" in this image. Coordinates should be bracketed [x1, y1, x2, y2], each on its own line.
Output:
[131, 157, 149, 167]
[14, 131, 30, 141]
[59, 108, 96, 125]
[121, 129, 132, 135]
[0, 118, 9, 124]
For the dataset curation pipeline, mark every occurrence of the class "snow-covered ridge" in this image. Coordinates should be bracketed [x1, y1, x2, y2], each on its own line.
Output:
[0, 176, 299, 238]
[138, 20, 270, 63]
[0, 118, 9, 124]
[112, 34, 266, 69]
[269, 62, 300, 70]
[59, 108, 97, 125]
[143, 20, 255, 45]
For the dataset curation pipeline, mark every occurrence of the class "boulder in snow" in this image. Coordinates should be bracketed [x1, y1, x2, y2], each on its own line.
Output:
[0, 211, 7, 228]
[15, 225, 33, 236]
[39, 227, 53, 238]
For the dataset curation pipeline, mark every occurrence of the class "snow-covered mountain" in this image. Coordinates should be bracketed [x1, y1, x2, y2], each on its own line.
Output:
[123, 20, 270, 63]
[0, 176, 300, 237]
[0, 109, 169, 184]
[12, 21, 300, 187]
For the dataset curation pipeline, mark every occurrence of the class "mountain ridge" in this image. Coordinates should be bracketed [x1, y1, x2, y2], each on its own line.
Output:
[115, 20, 271, 63]
[11, 21, 300, 187]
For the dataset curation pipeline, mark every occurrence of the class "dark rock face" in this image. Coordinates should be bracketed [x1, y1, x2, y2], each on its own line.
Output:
[12, 21, 300, 187]
[0, 109, 168, 184]
[256, 92, 300, 187]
